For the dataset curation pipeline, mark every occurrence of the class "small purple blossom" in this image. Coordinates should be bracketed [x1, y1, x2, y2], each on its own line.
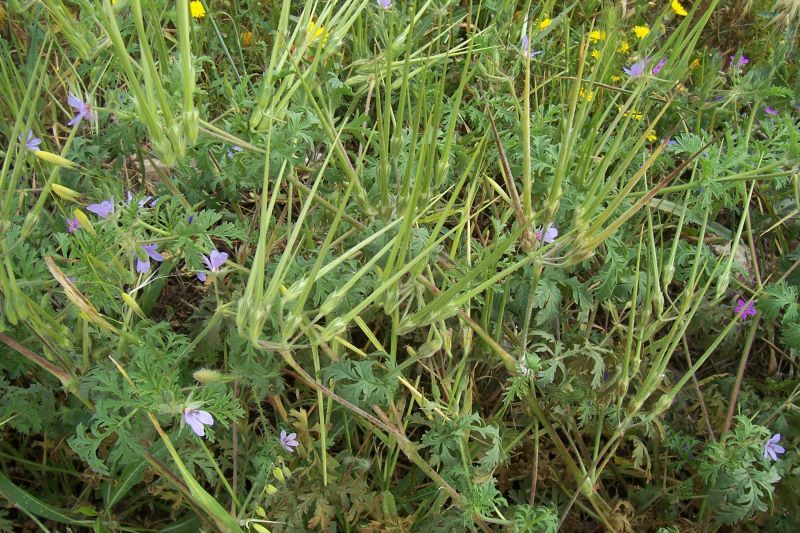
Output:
[187, 215, 194, 223]
[376, 0, 392, 9]
[764, 106, 779, 116]
[183, 408, 214, 437]
[280, 429, 299, 452]
[66, 218, 80, 234]
[67, 92, 94, 126]
[226, 145, 243, 158]
[764, 434, 785, 462]
[623, 58, 650, 78]
[143, 244, 164, 262]
[20, 130, 42, 151]
[197, 249, 228, 282]
[730, 55, 749, 68]
[136, 244, 165, 274]
[652, 58, 666, 75]
[86, 198, 114, 219]
[536, 224, 558, 244]
[520, 34, 542, 59]
[126, 190, 155, 209]
[734, 298, 756, 320]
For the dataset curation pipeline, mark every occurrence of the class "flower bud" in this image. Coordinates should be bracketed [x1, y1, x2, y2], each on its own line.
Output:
[272, 467, 285, 482]
[73, 209, 96, 235]
[193, 368, 224, 383]
[35, 150, 76, 169]
[265, 484, 278, 495]
[52, 183, 82, 202]
[121, 292, 146, 319]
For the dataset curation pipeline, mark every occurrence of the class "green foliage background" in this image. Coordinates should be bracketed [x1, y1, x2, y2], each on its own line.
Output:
[0, 0, 799, 530]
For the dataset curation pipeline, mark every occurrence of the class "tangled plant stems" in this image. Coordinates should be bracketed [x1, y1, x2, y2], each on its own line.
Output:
[0, 0, 799, 531]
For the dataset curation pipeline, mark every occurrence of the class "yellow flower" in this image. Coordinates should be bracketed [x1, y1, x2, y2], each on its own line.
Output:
[647, 130, 657, 142]
[617, 41, 630, 54]
[611, 75, 621, 82]
[633, 25, 649, 39]
[539, 18, 552, 30]
[620, 107, 643, 120]
[591, 49, 601, 60]
[671, 0, 688, 16]
[242, 31, 253, 47]
[190, 1, 205, 19]
[690, 58, 701, 69]
[588, 30, 606, 42]
[308, 20, 330, 46]
[579, 89, 595, 102]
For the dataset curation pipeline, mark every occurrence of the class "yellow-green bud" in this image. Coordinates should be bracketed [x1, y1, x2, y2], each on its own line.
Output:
[121, 292, 146, 319]
[193, 368, 224, 383]
[52, 183, 82, 202]
[73, 209, 96, 235]
[34, 150, 77, 169]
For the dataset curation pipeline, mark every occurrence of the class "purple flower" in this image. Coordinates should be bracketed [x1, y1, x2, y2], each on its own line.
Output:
[187, 215, 194, 223]
[652, 58, 666, 75]
[126, 190, 155, 209]
[66, 218, 80, 234]
[225, 145, 243, 158]
[197, 249, 228, 282]
[536, 224, 558, 244]
[67, 93, 94, 126]
[183, 408, 214, 437]
[86, 198, 114, 219]
[734, 298, 756, 320]
[623, 58, 650, 78]
[376, 0, 392, 9]
[764, 106, 779, 116]
[136, 244, 165, 274]
[143, 244, 164, 262]
[764, 434, 786, 462]
[20, 130, 41, 151]
[520, 34, 542, 59]
[730, 54, 748, 68]
[280, 429, 299, 452]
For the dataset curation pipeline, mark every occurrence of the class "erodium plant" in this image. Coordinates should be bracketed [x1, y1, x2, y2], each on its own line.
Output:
[0, 0, 799, 531]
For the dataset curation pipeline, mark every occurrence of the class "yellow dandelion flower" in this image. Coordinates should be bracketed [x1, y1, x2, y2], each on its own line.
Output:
[579, 89, 595, 102]
[617, 41, 630, 54]
[690, 58, 701, 69]
[308, 20, 330, 46]
[647, 130, 657, 142]
[190, 0, 205, 19]
[671, 0, 688, 17]
[539, 18, 552, 30]
[633, 25, 649, 39]
[591, 49, 601, 60]
[588, 30, 606, 42]
[611, 75, 621, 82]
